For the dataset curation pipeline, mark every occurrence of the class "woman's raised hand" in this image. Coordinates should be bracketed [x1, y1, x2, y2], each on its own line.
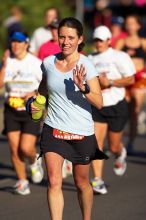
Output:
[73, 64, 86, 90]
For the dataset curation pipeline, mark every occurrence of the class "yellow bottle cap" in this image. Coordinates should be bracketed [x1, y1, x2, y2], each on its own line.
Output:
[36, 95, 46, 105]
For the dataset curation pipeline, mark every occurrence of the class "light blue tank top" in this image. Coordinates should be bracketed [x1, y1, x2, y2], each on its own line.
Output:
[42, 54, 98, 136]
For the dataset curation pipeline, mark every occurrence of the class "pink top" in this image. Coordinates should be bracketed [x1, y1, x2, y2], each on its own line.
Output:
[111, 32, 127, 48]
[135, 0, 146, 7]
[38, 40, 61, 60]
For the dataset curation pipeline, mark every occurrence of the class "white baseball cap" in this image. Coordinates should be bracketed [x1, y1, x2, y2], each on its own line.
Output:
[93, 25, 112, 41]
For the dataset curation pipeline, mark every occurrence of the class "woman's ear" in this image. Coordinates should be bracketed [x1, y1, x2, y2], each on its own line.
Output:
[108, 39, 111, 46]
[78, 35, 84, 45]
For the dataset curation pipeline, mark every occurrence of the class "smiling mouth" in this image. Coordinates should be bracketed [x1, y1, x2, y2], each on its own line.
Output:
[62, 47, 70, 50]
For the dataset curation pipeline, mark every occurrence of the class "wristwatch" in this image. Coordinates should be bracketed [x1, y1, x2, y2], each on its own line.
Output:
[80, 84, 90, 94]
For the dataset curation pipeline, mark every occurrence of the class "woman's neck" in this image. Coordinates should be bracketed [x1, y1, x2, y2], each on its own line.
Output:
[128, 32, 139, 38]
[62, 51, 80, 65]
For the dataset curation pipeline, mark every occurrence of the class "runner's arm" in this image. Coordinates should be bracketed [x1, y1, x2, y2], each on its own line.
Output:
[0, 50, 10, 88]
[99, 74, 135, 89]
[83, 76, 103, 109]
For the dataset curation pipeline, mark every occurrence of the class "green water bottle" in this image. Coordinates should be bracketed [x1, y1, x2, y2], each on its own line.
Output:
[32, 95, 46, 121]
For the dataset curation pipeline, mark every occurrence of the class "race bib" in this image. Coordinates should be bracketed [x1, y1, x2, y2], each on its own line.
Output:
[8, 96, 25, 110]
[53, 129, 84, 140]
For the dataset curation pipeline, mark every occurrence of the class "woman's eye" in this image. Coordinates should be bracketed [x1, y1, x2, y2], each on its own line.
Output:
[69, 37, 74, 40]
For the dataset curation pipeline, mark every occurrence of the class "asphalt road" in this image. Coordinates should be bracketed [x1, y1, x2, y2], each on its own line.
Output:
[0, 134, 146, 220]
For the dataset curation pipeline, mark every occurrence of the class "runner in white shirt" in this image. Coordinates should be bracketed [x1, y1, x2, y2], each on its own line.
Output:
[0, 32, 44, 195]
[88, 26, 136, 194]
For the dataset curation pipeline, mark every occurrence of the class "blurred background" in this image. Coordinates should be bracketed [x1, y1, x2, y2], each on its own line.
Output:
[0, 0, 146, 58]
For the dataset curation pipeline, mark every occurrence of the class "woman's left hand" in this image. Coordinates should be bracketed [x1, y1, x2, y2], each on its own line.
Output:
[73, 64, 86, 90]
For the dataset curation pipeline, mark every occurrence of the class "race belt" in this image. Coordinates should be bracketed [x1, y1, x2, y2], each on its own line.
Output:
[53, 128, 84, 140]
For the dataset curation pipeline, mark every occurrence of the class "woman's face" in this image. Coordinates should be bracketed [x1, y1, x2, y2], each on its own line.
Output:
[45, 9, 58, 25]
[11, 41, 28, 57]
[94, 39, 110, 53]
[58, 26, 83, 55]
[125, 16, 141, 34]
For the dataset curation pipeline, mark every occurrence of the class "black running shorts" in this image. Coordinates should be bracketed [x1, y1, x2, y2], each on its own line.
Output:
[3, 104, 40, 136]
[92, 99, 128, 132]
[40, 124, 108, 165]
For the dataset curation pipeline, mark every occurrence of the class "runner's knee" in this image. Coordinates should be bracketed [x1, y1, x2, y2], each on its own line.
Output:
[48, 175, 62, 190]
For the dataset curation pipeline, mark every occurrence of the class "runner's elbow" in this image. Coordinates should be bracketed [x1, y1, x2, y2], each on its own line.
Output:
[94, 99, 103, 110]
[97, 102, 103, 110]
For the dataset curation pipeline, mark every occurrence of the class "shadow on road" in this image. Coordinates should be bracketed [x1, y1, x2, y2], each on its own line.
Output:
[0, 173, 17, 181]
[127, 150, 146, 158]
[128, 159, 146, 165]
[62, 181, 76, 192]
[127, 150, 146, 165]
[0, 186, 14, 194]
[39, 178, 77, 192]
[0, 162, 13, 171]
